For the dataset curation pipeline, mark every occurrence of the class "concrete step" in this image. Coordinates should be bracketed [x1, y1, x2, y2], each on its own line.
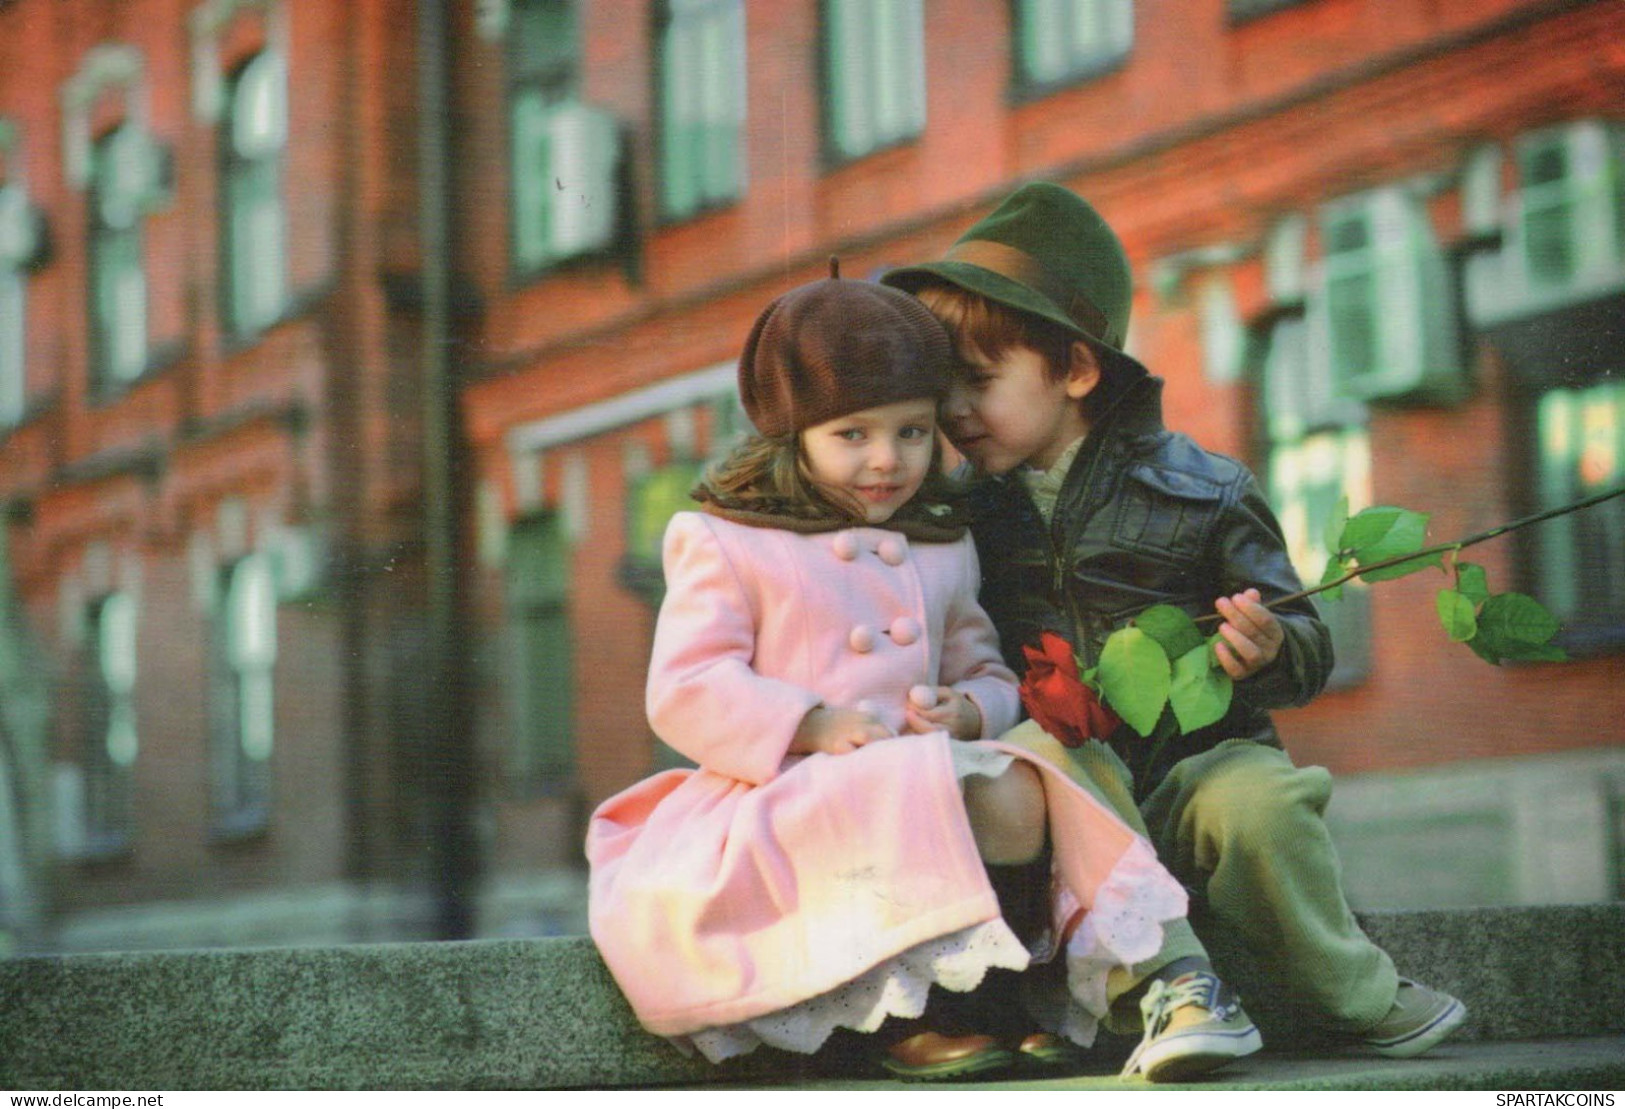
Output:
[1, 903, 1620, 1090]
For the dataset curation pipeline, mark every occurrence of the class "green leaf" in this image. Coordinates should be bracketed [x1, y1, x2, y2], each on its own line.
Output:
[1500, 640, 1568, 663]
[1340, 506, 1409, 553]
[1478, 593, 1560, 647]
[1169, 642, 1233, 733]
[1346, 507, 1443, 583]
[1134, 604, 1206, 660]
[1097, 626, 1172, 737]
[1469, 592, 1565, 665]
[1436, 589, 1477, 643]
[1465, 631, 1502, 665]
[1318, 556, 1346, 603]
[1455, 561, 1491, 606]
[1358, 547, 1447, 583]
[1323, 495, 1350, 555]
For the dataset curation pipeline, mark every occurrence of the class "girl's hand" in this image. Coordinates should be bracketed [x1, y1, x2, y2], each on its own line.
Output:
[904, 686, 983, 741]
[1213, 588, 1284, 680]
[790, 705, 891, 756]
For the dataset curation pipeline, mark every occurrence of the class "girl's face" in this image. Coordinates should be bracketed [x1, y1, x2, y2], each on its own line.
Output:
[800, 397, 938, 524]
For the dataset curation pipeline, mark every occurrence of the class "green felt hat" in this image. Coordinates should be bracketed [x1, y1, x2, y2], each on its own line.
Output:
[883, 182, 1142, 374]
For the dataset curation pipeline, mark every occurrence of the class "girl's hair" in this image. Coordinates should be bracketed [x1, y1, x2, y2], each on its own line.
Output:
[697, 425, 962, 523]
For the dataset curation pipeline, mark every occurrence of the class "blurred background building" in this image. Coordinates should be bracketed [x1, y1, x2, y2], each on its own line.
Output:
[0, 0, 1621, 956]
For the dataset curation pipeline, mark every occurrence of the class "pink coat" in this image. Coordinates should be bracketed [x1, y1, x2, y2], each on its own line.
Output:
[586, 512, 1181, 1039]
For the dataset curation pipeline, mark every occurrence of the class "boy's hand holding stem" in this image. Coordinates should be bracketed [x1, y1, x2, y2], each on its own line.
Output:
[1212, 588, 1285, 681]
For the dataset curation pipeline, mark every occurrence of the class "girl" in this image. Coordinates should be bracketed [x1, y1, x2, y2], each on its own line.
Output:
[585, 267, 1188, 1079]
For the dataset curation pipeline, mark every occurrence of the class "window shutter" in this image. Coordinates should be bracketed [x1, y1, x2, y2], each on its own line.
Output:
[0, 269, 21, 425]
[1319, 188, 1464, 404]
[97, 593, 139, 769]
[1516, 120, 1625, 300]
[0, 183, 42, 267]
[510, 91, 551, 271]
[547, 101, 619, 259]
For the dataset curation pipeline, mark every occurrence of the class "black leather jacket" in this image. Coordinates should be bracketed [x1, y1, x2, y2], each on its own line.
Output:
[967, 365, 1334, 797]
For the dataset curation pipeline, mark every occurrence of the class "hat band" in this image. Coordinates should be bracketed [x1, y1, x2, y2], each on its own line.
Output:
[943, 239, 1117, 346]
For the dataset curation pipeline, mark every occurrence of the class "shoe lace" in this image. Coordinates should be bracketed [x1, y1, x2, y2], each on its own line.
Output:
[1139, 973, 1237, 1036]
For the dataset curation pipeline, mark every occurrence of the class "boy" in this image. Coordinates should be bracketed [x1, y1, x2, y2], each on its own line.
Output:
[882, 182, 1466, 1081]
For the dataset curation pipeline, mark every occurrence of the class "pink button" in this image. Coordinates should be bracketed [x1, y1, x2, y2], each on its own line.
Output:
[877, 537, 907, 565]
[888, 617, 921, 646]
[832, 532, 860, 561]
[848, 625, 876, 653]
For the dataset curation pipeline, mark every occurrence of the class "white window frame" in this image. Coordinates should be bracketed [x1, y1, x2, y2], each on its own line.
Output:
[1311, 185, 1464, 404]
[1015, 0, 1133, 90]
[1512, 120, 1625, 304]
[89, 124, 156, 391]
[658, 0, 747, 221]
[1528, 381, 1625, 645]
[823, 0, 925, 163]
[210, 552, 277, 833]
[0, 181, 28, 427]
[222, 50, 289, 338]
[508, 0, 621, 276]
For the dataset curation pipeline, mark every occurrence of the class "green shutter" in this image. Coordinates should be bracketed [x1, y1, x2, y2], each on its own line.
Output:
[660, 1, 744, 220]
[825, 0, 921, 159]
[507, 515, 575, 785]
[224, 53, 288, 336]
[1319, 189, 1463, 404]
[0, 267, 21, 426]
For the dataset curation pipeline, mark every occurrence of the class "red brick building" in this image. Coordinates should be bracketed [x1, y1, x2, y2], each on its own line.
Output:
[2, 0, 1622, 953]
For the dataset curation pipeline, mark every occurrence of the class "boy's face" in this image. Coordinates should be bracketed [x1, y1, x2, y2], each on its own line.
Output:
[800, 397, 938, 523]
[942, 342, 1097, 475]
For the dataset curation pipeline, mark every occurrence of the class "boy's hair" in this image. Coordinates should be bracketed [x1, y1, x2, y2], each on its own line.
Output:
[912, 281, 1071, 380]
[912, 279, 1109, 420]
[697, 429, 960, 523]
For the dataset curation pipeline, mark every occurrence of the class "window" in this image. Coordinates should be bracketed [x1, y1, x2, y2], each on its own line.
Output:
[657, 0, 745, 221]
[76, 591, 138, 855]
[1314, 187, 1465, 404]
[221, 51, 288, 339]
[1014, 0, 1132, 90]
[210, 553, 276, 837]
[1255, 219, 1372, 689]
[1515, 121, 1625, 294]
[509, 0, 620, 275]
[1527, 381, 1625, 650]
[88, 124, 154, 393]
[822, 0, 925, 162]
[0, 180, 29, 427]
[506, 514, 575, 789]
[1266, 427, 1374, 689]
[619, 459, 703, 606]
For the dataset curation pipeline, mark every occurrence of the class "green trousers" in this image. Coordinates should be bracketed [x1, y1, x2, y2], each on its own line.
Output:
[1008, 725, 1398, 1034]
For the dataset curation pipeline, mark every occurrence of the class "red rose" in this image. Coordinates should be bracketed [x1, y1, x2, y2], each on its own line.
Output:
[1018, 631, 1122, 747]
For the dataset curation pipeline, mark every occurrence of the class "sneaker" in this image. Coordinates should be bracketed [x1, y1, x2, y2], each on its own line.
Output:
[1361, 979, 1466, 1058]
[1120, 971, 1262, 1082]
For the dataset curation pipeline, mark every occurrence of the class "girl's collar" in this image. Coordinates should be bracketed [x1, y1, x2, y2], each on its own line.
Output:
[695, 492, 968, 542]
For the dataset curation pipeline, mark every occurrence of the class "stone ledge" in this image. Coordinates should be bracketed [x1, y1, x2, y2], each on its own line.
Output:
[1, 903, 1620, 1090]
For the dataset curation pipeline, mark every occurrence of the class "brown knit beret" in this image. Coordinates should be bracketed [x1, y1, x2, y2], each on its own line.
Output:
[738, 267, 954, 437]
